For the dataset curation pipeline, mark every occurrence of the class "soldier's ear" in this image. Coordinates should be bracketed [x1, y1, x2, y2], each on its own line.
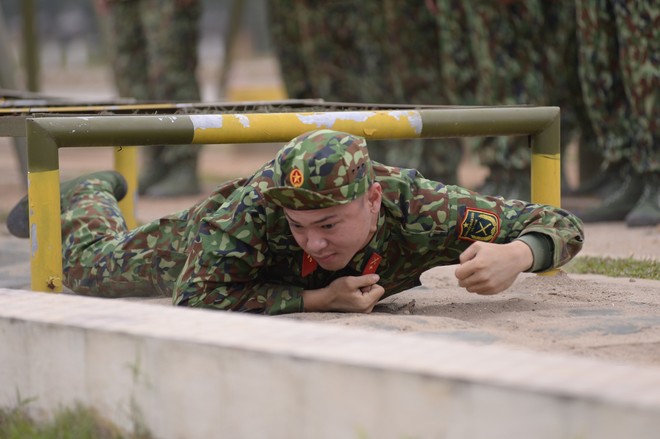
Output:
[367, 183, 382, 212]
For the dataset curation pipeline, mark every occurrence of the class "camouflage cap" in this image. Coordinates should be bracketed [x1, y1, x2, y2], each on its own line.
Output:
[263, 129, 375, 210]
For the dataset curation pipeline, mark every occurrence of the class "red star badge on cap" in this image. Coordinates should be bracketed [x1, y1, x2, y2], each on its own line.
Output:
[289, 168, 304, 188]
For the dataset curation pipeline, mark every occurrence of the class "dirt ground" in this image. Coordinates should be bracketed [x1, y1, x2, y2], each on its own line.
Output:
[1, 62, 658, 370]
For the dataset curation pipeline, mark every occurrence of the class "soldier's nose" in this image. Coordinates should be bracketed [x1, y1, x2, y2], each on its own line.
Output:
[306, 235, 328, 252]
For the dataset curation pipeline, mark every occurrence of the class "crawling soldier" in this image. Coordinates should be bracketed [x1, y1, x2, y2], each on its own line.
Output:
[7, 130, 584, 314]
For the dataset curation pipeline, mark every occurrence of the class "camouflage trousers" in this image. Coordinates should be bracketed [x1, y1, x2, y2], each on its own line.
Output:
[106, 0, 202, 165]
[268, 0, 461, 183]
[61, 177, 242, 298]
[575, 0, 659, 173]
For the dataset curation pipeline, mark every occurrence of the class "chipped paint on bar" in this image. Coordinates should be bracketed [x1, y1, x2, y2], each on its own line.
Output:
[191, 110, 423, 144]
[235, 114, 250, 128]
[190, 114, 223, 131]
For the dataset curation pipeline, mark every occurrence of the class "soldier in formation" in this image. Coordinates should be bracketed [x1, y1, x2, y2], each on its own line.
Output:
[267, 0, 657, 226]
[98, 0, 203, 197]
[574, 0, 659, 226]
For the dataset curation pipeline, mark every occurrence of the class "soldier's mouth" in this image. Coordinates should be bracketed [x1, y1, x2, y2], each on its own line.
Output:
[314, 253, 336, 264]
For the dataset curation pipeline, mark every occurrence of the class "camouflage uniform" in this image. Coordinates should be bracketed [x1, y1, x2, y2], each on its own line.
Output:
[432, 1, 594, 198]
[267, 0, 462, 183]
[104, 0, 202, 196]
[60, 130, 584, 315]
[576, 0, 659, 173]
[575, 0, 659, 225]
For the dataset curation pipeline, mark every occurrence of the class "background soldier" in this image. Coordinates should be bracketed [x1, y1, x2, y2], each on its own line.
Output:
[575, 0, 659, 227]
[268, 0, 462, 184]
[97, 0, 203, 197]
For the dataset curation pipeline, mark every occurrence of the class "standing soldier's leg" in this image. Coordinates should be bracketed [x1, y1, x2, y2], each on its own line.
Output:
[105, 0, 162, 195]
[471, 1, 546, 200]
[544, 1, 619, 197]
[267, 0, 314, 99]
[369, 0, 462, 183]
[139, 0, 202, 197]
[575, 0, 657, 224]
[106, 0, 151, 101]
[613, 1, 659, 226]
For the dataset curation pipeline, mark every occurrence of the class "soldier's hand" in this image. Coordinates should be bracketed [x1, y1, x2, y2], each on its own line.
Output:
[302, 274, 384, 313]
[454, 241, 533, 295]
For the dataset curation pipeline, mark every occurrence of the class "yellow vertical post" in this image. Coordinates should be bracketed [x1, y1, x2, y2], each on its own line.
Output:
[530, 115, 561, 207]
[28, 169, 63, 292]
[114, 146, 138, 229]
[531, 114, 561, 276]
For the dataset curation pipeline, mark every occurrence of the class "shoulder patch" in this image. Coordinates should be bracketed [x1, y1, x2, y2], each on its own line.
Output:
[458, 208, 500, 242]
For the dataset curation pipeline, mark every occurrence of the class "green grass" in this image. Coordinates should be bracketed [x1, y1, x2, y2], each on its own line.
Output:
[565, 256, 660, 280]
[0, 404, 151, 439]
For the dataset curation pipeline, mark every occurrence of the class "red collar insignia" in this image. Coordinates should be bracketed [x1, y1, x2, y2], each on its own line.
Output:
[362, 253, 382, 275]
[302, 251, 318, 277]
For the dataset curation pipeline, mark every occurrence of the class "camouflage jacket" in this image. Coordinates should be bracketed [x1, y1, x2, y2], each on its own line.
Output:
[171, 162, 583, 315]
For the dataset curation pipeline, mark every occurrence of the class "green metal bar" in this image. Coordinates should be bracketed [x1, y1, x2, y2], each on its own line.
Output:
[21, 0, 39, 92]
[419, 106, 558, 138]
[33, 115, 194, 148]
[26, 106, 560, 292]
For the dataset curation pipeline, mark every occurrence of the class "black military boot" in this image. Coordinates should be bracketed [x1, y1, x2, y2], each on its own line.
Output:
[625, 171, 660, 227]
[478, 166, 531, 200]
[6, 171, 127, 239]
[566, 161, 626, 198]
[144, 158, 201, 197]
[578, 171, 645, 223]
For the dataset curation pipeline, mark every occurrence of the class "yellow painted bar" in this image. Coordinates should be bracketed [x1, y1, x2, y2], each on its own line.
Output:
[114, 146, 138, 229]
[530, 115, 561, 207]
[531, 151, 561, 207]
[530, 115, 561, 276]
[190, 110, 422, 144]
[28, 169, 63, 292]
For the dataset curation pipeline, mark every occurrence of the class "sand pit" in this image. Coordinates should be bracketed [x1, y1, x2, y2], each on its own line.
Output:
[277, 267, 660, 368]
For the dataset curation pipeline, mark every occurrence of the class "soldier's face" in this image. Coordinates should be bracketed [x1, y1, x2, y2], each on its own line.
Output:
[284, 183, 382, 271]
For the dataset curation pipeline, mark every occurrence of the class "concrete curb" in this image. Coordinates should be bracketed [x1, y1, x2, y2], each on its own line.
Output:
[1, 288, 659, 438]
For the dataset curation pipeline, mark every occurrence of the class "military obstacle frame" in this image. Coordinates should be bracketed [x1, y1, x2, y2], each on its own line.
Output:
[3, 100, 561, 292]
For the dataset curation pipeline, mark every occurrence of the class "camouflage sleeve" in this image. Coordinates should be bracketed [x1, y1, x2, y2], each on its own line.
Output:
[171, 191, 304, 315]
[443, 183, 585, 270]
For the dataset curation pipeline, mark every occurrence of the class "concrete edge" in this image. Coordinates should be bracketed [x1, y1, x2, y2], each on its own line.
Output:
[1, 288, 660, 438]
